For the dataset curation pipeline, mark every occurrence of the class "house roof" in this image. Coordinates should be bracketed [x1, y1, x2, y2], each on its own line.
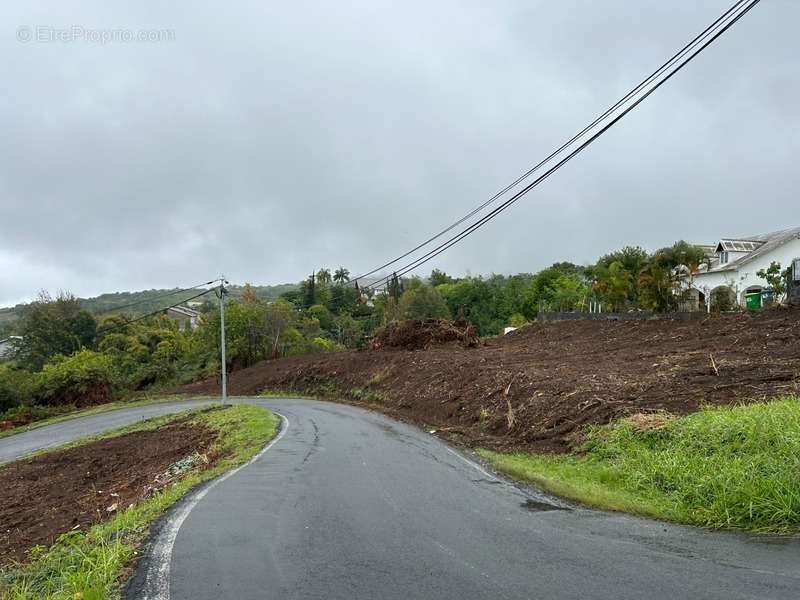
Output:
[714, 239, 765, 253]
[704, 226, 800, 273]
[696, 244, 717, 257]
[167, 305, 200, 318]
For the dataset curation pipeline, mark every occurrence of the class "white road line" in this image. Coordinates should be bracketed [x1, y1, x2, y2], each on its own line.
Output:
[445, 446, 499, 481]
[140, 413, 289, 600]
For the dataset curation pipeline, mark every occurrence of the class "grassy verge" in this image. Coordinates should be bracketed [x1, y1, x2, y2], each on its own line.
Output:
[0, 394, 215, 440]
[257, 389, 311, 399]
[480, 397, 800, 533]
[1, 404, 279, 599]
[258, 381, 384, 404]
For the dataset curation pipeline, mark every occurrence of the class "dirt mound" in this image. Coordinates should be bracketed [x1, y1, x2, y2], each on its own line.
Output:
[0, 421, 216, 565]
[371, 319, 478, 350]
[182, 308, 800, 453]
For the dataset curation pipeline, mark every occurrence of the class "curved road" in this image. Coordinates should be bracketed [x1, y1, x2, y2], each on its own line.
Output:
[2, 398, 799, 599]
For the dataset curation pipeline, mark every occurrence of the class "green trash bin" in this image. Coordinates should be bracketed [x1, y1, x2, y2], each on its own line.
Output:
[745, 292, 761, 311]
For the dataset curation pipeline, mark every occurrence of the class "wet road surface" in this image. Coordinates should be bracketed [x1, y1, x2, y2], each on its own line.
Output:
[2, 398, 798, 599]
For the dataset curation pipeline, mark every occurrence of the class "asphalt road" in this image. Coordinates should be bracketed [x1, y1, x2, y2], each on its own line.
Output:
[3, 398, 799, 599]
[0, 399, 215, 464]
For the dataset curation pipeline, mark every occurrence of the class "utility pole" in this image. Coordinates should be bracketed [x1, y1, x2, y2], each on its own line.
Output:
[218, 276, 228, 405]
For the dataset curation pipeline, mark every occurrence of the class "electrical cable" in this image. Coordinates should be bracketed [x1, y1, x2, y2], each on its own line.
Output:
[364, 0, 760, 290]
[96, 288, 216, 335]
[345, 0, 750, 287]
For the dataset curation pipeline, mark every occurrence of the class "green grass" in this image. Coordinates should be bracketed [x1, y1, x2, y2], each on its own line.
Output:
[0, 394, 214, 440]
[1, 404, 279, 599]
[480, 397, 800, 533]
[259, 381, 384, 404]
[257, 389, 310, 399]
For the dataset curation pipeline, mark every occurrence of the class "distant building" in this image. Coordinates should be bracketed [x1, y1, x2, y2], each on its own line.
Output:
[691, 226, 800, 310]
[0, 336, 22, 359]
[166, 305, 201, 331]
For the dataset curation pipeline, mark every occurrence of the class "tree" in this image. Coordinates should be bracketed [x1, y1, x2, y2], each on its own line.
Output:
[545, 274, 588, 311]
[302, 273, 317, 308]
[328, 285, 360, 315]
[334, 313, 363, 348]
[524, 263, 587, 313]
[593, 261, 634, 310]
[756, 261, 790, 302]
[307, 304, 334, 331]
[240, 283, 259, 304]
[280, 288, 305, 308]
[639, 241, 706, 312]
[638, 260, 676, 312]
[592, 246, 649, 306]
[429, 269, 454, 287]
[388, 273, 404, 302]
[436, 276, 521, 335]
[14, 291, 98, 371]
[210, 300, 270, 368]
[333, 267, 350, 285]
[265, 300, 296, 358]
[398, 281, 450, 320]
[316, 268, 332, 285]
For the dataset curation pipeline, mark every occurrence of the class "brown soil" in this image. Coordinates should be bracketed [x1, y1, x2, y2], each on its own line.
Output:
[0, 420, 216, 565]
[370, 319, 479, 350]
[183, 308, 800, 453]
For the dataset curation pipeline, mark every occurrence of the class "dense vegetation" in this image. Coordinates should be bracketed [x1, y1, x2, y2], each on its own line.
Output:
[0, 283, 299, 332]
[481, 397, 800, 532]
[0, 239, 782, 423]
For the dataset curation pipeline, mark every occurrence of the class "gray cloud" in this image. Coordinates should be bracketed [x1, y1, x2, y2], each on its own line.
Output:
[1, 0, 797, 305]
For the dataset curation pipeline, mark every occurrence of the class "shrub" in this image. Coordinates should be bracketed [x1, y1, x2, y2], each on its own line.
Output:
[0, 364, 38, 413]
[508, 313, 528, 327]
[309, 337, 342, 353]
[37, 350, 116, 407]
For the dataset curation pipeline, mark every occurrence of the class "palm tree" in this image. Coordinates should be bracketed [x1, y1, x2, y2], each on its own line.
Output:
[333, 267, 350, 285]
[316, 268, 332, 284]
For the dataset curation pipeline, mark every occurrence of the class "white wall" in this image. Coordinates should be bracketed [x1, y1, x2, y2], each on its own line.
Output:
[693, 237, 800, 305]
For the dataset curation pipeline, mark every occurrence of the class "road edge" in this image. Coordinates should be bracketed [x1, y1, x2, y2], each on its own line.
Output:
[126, 412, 289, 600]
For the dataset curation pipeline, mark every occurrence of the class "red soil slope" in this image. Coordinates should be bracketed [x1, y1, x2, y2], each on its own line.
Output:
[183, 309, 800, 453]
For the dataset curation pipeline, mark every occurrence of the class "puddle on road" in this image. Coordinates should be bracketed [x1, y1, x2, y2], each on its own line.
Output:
[521, 498, 570, 512]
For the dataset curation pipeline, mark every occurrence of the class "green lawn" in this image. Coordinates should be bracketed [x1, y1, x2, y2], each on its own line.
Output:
[1, 404, 279, 599]
[481, 397, 800, 533]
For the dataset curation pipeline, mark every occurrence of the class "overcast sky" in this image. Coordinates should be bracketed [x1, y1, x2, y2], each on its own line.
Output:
[1, 1, 797, 306]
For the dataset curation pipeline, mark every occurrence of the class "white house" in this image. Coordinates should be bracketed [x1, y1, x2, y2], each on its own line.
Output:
[0, 336, 22, 360]
[166, 305, 201, 331]
[691, 226, 800, 309]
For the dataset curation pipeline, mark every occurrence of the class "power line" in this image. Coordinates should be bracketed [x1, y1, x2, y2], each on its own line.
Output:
[96, 288, 215, 335]
[364, 0, 760, 290]
[92, 280, 216, 315]
[346, 0, 750, 288]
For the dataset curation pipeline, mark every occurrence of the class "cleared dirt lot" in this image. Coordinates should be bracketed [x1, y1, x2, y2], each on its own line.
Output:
[183, 308, 800, 453]
[0, 421, 215, 565]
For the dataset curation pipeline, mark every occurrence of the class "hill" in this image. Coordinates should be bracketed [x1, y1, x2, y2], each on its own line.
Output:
[0, 282, 301, 332]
